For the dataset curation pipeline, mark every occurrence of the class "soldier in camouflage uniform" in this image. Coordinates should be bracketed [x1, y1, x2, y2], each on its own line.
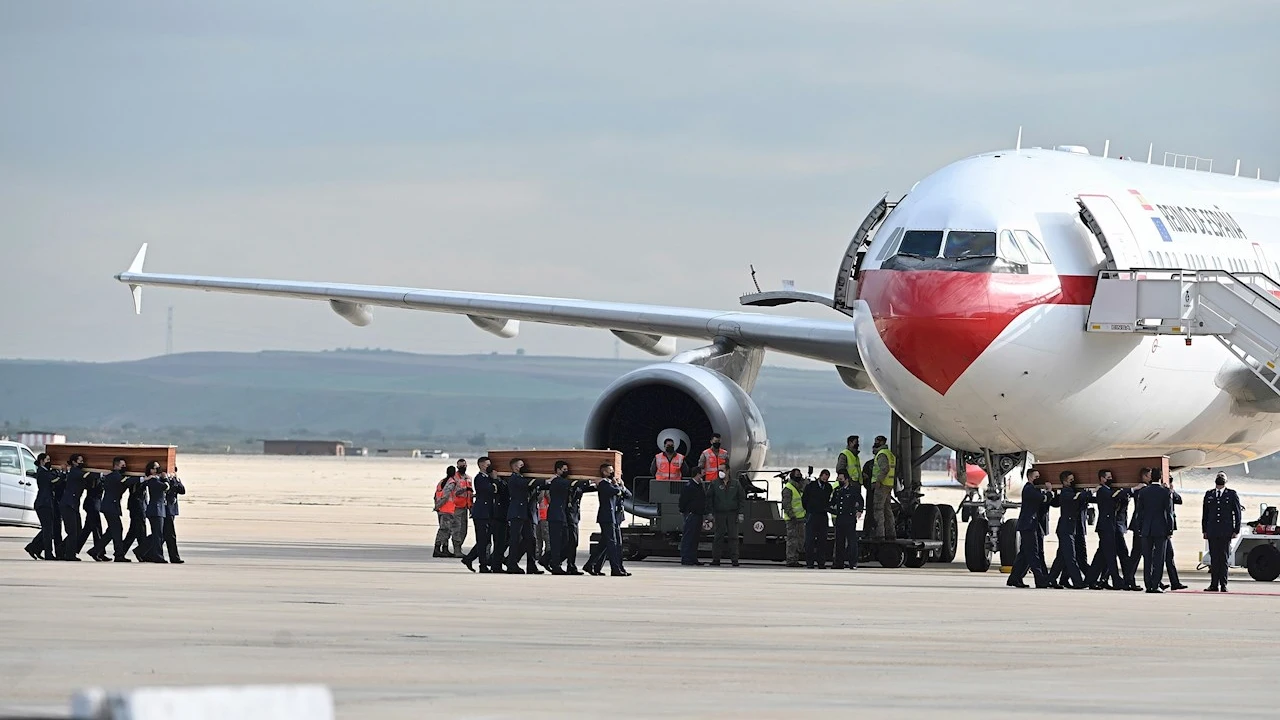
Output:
[434, 467, 458, 557]
[781, 468, 807, 567]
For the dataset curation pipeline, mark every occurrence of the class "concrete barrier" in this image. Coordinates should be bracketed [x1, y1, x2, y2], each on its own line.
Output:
[71, 685, 333, 720]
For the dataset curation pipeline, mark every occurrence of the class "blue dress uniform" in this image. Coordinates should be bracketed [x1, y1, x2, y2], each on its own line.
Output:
[505, 472, 547, 574]
[589, 479, 631, 576]
[122, 479, 149, 559]
[1008, 480, 1051, 587]
[58, 466, 93, 560]
[24, 465, 63, 560]
[77, 471, 105, 559]
[461, 470, 496, 572]
[94, 470, 138, 561]
[829, 481, 864, 569]
[1048, 486, 1086, 589]
[142, 473, 170, 563]
[163, 475, 186, 563]
[1137, 483, 1175, 592]
[1087, 483, 1132, 589]
[1127, 483, 1149, 584]
[1163, 488, 1185, 589]
[563, 479, 595, 574]
[490, 476, 510, 569]
[1202, 484, 1242, 591]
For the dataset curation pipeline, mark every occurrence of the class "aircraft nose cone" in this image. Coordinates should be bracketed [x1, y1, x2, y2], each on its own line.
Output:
[858, 270, 1081, 395]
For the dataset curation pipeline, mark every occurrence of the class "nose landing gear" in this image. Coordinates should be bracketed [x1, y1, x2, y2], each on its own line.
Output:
[960, 450, 1026, 573]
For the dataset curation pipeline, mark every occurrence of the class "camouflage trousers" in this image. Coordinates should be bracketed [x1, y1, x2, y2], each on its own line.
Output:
[451, 509, 469, 554]
[435, 511, 454, 547]
[785, 519, 805, 564]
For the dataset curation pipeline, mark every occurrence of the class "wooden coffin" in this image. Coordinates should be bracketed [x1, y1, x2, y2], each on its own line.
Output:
[1035, 456, 1169, 489]
[485, 449, 622, 481]
[44, 443, 177, 476]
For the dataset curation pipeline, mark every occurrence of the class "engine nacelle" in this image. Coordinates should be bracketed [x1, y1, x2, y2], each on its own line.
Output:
[583, 363, 768, 485]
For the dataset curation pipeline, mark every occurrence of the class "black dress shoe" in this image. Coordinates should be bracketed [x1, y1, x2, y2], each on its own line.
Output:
[506, 566, 524, 574]
[527, 568, 545, 575]
[550, 567, 567, 575]
[1126, 585, 1144, 592]
[611, 570, 632, 576]
[1007, 581, 1029, 588]
[710, 561, 722, 566]
[1206, 585, 1219, 592]
[114, 557, 132, 562]
[1048, 582, 1063, 589]
[64, 556, 81, 561]
[731, 561, 740, 567]
[1159, 583, 1169, 591]
[1146, 588, 1163, 594]
[566, 568, 583, 575]
[1171, 584, 1188, 591]
[461, 557, 475, 572]
[171, 558, 184, 564]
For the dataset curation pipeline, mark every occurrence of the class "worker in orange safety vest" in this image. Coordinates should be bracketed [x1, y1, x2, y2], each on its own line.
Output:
[434, 466, 458, 557]
[651, 437, 686, 482]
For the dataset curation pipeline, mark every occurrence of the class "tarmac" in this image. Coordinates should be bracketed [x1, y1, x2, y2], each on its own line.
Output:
[3, 455, 1280, 718]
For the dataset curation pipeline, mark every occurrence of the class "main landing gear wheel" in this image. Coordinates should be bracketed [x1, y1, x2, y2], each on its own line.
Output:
[878, 543, 905, 568]
[998, 519, 1019, 568]
[1247, 544, 1280, 582]
[937, 505, 958, 563]
[965, 518, 991, 573]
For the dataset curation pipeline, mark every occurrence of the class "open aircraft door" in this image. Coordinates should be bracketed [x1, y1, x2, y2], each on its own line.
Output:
[1077, 195, 1145, 270]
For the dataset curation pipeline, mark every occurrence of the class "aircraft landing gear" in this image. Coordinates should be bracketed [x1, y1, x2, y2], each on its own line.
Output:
[960, 450, 1026, 573]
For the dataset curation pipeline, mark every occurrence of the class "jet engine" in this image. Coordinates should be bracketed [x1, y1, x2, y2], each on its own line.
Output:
[583, 363, 769, 494]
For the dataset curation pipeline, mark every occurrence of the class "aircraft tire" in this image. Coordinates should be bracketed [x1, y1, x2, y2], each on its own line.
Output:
[937, 505, 958, 563]
[965, 518, 991, 572]
[877, 543, 905, 568]
[1247, 543, 1280, 582]
[998, 519, 1019, 568]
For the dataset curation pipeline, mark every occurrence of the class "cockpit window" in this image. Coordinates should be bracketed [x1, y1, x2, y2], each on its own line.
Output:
[1014, 230, 1052, 264]
[998, 230, 1028, 265]
[897, 230, 944, 259]
[942, 231, 997, 259]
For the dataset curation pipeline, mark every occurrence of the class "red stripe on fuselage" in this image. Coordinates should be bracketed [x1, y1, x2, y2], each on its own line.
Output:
[857, 270, 1096, 395]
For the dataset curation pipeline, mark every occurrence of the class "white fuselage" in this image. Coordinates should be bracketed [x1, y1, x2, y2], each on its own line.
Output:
[850, 148, 1280, 467]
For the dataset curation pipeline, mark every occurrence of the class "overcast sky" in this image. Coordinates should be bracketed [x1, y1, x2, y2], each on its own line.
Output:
[2, 1, 1277, 368]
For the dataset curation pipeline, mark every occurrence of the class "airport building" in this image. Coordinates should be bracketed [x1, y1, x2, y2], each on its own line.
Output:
[262, 440, 348, 456]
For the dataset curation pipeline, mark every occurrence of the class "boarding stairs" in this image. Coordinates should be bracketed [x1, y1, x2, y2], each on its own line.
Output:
[1086, 269, 1280, 395]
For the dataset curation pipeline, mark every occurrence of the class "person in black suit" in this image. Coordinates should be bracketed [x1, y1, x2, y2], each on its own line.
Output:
[542, 461, 575, 574]
[91, 457, 135, 562]
[121, 467, 149, 561]
[1157, 470, 1187, 590]
[58, 454, 91, 561]
[141, 462, 171, 563]
[678, 474, 707, 566]
[490, 471, 510, 570]
[803, 470, 834, 569]
[1138, 471, 1175, 593]
[505, 459, 547, 574]
[461, 456, 496, 573]
[23, 454, 62, 561]
[1047, 471, 1086, 589]
[162, 466, 186, 563]
[562, 470, 596, 575]
[1085, 469, 1136, 590]
[1124, 468, 1152, 585]
[1008, 470, 1051, 588]
[590, 471, 632, 576]
[1202, 472, 1242, 592]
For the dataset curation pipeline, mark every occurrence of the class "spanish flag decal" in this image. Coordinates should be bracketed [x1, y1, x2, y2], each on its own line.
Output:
[1127, 188, 1154, 211]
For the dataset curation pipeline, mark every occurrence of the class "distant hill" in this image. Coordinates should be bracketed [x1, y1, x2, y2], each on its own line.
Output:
[0, 350, 892, 453]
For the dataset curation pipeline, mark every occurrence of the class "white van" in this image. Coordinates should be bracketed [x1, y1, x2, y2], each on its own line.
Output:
[0, 441, 41, 528]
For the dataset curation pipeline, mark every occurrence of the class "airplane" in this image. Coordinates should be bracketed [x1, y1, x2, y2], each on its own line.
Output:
[113, 139, 1280, 571]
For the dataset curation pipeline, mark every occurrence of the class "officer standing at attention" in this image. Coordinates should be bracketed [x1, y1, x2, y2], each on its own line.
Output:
[1047, 471, 1086, 589]
[142, 462, 171, 563]
[803, 469, 834, 569]
[781, 468, 807, 567]
[92, 457, 135, 562]
[1008, 469, 1050, 588]
[697, 433, 729, 486]
[433, 467, 458, 558]
[461, 457, 496, 573]
[24, 453, 61, 561]
[162, 465, 186, 564]
[829, 469, 864, 569]
[505, 458, 547, 574]
[1137, 468, 1175, 593]
[708, 465, 745, 567]
[543, 460, 576, 574]
[1157, 469, 1188, 591]
[451, 459, 472, 558]
[58, 454, 91, 561]
[78, 464, 106, 561]
[1202, 472, 1242, 592]
[869, 436, 897, 540]
[561, 470, 596, 575]
[678, 471, 708, 566]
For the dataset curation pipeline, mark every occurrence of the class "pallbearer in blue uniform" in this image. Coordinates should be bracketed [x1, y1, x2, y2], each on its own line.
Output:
[561, 468, 596, 575]
[1157, 469, 1187, 590]
[142, 462, 171, 563]
[1202, 472, 1242, 592]
[58, 454, 91, 561]
[163, 466, 186, 563]
[92, 457, 136, 562]
[590, 470, 631, 576]
[1047, 471, 1086, 589]
[1137, 471, 1175, 593]
[461, 456, 496, 573]
[77, 465, 106, 561]
[505, 458, 547, 574]
[542, 461, 574, 574]
[1008, 469, 1050, 588]
[23, 454, 61, 561]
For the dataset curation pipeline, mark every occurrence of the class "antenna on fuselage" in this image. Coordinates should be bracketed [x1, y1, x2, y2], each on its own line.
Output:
[1015, 126, 1022, 152]
[1147, 143, 1153, 164]
[749, 264, 761, 293]
[1103, 139, 1110, 158]
[1235, 159, 1241, 177]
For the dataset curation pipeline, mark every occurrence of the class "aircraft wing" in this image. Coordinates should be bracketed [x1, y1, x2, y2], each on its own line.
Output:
[115, 244, 865, 370]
